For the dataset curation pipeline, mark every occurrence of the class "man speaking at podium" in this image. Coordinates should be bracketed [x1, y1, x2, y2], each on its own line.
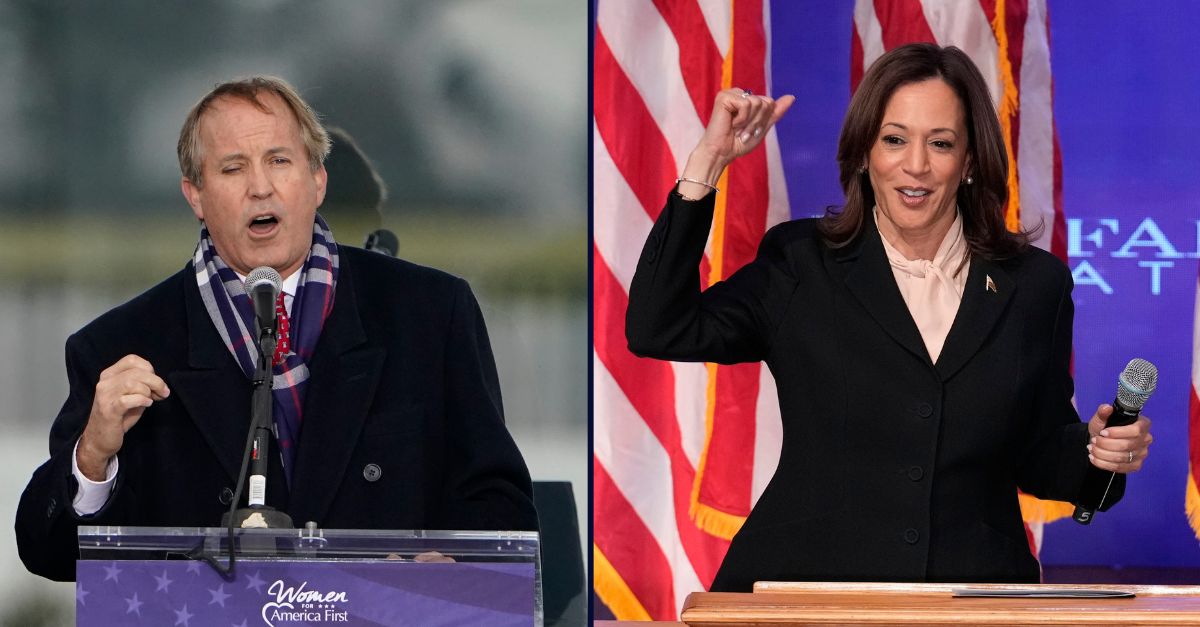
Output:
[15, 76, 537, 581]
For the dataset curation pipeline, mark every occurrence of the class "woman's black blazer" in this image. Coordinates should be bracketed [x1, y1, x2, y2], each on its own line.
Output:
[626, 192, 1118, 592]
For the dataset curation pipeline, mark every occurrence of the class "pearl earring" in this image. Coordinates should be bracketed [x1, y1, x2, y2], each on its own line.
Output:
[965, 176, 974, 185]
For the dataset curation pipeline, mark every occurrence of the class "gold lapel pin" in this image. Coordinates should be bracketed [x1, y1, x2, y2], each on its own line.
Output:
[986, 275, 997, 293]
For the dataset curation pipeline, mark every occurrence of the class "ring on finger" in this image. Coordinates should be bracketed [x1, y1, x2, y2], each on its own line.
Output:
[740, 89, 752, 99]
[1128, 450, 1134, 463]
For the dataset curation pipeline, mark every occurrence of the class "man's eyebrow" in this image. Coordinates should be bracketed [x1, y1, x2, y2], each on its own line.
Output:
[217, 147, 294, 163]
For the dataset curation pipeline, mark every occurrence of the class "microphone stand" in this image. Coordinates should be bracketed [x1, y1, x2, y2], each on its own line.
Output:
[193, 274, 293, 580]
[222, 322, 294, 529]
[198, 315, 294, 580]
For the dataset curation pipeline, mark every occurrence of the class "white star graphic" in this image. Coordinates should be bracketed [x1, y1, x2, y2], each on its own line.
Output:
[209, 583, 232, 607]
[125, 592, 143, 616]
[155, 569, 174, 593]
[103, 562, 122, 583]
[76, 585, 90, 606]
[185, 560, 202, 575]
[244, 570, 266, 593]
[174, 603, 194, 626]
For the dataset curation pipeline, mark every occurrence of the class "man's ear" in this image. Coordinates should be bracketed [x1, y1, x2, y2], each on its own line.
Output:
[181, 177, 204, 220]
[313, 164, 328, 208]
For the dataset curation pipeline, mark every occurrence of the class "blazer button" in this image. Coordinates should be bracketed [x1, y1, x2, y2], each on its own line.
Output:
[904, 528, 920, 544]
[916, 403, 933, 418]
[219, 487, 234, 505]
[907, 466, 924, 481]
[363, 463, 383, 482]
[46, 498, 57, 518]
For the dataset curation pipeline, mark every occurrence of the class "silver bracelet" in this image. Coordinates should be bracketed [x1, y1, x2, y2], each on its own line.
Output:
[675, 177, 719, 194]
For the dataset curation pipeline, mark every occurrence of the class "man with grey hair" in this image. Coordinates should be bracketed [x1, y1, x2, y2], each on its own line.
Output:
[16, 76, 537, 581]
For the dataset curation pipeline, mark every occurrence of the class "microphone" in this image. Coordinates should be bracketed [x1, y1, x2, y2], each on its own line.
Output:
[246, 266, 282, 339]
[364, 229, 398, 257]
[1072, 358, 1158, 524]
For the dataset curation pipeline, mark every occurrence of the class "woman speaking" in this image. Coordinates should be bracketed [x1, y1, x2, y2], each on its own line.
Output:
[625, 43, 1152, 592]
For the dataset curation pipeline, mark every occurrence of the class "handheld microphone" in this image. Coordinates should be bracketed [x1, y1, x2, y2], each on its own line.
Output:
[1072, 358, 1157, 524]
[364, 229, 398, 257]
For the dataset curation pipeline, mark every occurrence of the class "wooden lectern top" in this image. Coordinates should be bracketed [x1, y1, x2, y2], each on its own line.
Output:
[680, 582, 1200, 625]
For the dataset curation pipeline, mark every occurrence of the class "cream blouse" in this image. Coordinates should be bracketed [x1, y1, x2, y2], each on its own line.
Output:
[875, 208, 970, 364]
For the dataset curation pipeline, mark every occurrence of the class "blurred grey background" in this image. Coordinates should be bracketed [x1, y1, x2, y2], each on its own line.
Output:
[0, 1, 586, 624]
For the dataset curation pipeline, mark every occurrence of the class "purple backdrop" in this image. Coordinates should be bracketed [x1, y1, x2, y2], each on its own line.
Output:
[770, 0, 1200, 568]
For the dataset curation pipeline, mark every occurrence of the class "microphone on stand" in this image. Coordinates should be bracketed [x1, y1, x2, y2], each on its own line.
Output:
[247, 268, 280, 340]
[222, 266, 293, 530]
[1072, 358, 1157, 525]
[364, 229, 398, 257]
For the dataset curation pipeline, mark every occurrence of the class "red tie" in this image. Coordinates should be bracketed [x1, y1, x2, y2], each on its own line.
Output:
[273, 292, 290, 366]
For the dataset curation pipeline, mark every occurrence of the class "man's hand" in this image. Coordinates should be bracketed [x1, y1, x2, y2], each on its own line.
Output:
[1086, 403, 1153, 473]
[77, 355, 169, 481]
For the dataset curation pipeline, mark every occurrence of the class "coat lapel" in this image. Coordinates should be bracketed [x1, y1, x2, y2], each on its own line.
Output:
[839, 219, 931, 366]
[287, 257, 385, 526]
[935, 256, 1015, 381]
[169, 268, 253, 486]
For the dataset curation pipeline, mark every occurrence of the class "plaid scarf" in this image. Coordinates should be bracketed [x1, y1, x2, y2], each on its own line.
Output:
[193, 215, 339, 486]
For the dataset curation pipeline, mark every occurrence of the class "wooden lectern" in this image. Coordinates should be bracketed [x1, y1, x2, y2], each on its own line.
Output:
[679, 582, 1200, 625]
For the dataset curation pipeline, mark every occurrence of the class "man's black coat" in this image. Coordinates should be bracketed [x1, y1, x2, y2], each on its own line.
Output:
[17, 246, 537, 581]
[627, 193, 1120, 592]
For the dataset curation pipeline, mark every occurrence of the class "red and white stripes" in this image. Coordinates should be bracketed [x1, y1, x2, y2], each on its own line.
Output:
[1186, 266, 1200, 540]
[594, 0, 787, 619]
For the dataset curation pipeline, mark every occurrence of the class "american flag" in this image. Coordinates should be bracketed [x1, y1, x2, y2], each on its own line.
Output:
[594, 0, 1070, 620]
[1188, 263, 1200, 539]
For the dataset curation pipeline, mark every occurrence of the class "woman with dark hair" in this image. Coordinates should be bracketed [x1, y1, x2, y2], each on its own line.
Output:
[626, 43, 1152, 591]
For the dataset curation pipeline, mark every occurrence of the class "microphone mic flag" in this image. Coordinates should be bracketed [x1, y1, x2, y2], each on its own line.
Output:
[246, 266, 282, 339]
[1072, 358, 1157, 524]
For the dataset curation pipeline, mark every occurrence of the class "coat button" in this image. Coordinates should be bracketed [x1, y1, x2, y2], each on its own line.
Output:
[46, 498, 57, 518]
[916, 403, 933, 418]
[907, 466, 924, 481]
[219, 487, 234, 505]
[363, 464, 382, 482]
[904, 528, 920, 544]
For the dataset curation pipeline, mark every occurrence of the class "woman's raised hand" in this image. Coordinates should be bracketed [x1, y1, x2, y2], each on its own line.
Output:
[676, 89, 795, 200]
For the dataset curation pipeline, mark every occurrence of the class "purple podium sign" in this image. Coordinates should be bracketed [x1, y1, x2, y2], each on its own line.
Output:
[76, 527, 541, 626]
[77, 559, 535, 626]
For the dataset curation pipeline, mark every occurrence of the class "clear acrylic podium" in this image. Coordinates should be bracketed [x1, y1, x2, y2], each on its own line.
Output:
[76, 526, 541, 626]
